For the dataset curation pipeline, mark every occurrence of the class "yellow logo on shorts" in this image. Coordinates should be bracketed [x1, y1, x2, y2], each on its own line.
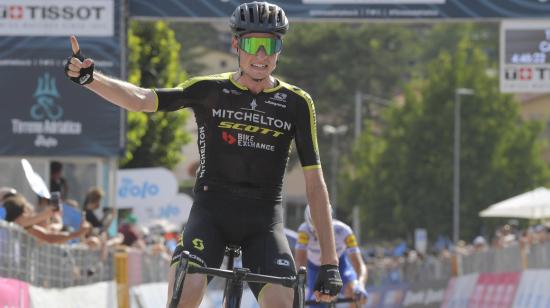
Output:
[192, 238, 205, 251]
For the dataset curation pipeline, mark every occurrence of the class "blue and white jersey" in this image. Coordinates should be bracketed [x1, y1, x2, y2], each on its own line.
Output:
[295, 219, 360, 266]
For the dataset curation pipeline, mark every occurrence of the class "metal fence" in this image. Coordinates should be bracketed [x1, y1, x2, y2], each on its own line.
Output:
[0, 220, 169, 288]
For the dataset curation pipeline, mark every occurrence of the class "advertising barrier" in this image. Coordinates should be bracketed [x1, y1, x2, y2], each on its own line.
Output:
[513, 269, 550, 308]
[0, 0, 124, 157]
[468, 272, 520, 307]
[0, 277, 30, 308]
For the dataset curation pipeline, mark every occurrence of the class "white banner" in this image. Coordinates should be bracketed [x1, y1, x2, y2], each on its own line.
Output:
[132, 193, 193, 228]
[513, 269, 550, 308]
[116, 167, 178, 208]
[29, 281, 116, 308]
[441, 273, 479, 308]
[0, 0, 114, 37]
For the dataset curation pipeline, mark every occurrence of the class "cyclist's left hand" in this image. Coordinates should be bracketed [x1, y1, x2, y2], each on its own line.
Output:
[353, 283, 368, 305]
[313, 264, 343, 302]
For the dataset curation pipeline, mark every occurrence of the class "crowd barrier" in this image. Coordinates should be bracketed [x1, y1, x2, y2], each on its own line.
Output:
[0, 221, 169, 308]
[3, 218, 550, 308]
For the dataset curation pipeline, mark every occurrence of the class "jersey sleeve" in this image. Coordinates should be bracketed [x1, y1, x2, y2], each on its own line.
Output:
[294, 91, 321, 169]
[154, 77, 210, 111]
[295, 223, 310, 251]
[341, 223, 361, 254]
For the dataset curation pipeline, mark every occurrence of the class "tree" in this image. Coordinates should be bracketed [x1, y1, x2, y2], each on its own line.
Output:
[341, 26, 549, 242]
[120, 21, 192, 169]
[277, 23, 419, 181]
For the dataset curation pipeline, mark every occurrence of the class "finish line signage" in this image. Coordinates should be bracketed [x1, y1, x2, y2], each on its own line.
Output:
[129, 0, 550, 20]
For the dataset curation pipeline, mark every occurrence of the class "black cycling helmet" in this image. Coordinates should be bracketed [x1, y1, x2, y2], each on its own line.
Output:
[229, 1, 289, 37]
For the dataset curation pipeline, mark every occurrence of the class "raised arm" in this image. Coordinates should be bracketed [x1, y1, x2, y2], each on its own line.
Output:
[65, 36, 157, 112]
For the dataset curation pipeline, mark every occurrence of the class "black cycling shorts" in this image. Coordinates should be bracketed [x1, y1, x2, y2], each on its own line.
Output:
[170, 191, 296, 298]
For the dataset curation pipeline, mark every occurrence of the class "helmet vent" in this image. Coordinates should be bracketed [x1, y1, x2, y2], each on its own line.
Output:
[249, 7, 255, 23]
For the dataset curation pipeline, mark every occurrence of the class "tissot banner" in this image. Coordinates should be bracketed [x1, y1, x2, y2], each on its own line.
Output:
[0, 0, 124, 156]
[129, 0, 550, 20]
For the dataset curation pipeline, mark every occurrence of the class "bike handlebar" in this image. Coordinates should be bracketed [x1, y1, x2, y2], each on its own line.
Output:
[188, 264, 298, 288]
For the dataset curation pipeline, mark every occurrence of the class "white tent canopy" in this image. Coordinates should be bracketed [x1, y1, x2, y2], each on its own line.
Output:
[479, 187, 550, 219]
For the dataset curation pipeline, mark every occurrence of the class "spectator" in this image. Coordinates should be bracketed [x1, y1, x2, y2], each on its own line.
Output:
[472, 236, 488, 253]
[3, 195, 90, 244]
[50, 161, 68, 199]
[118, 214, 145, 249]
[0, 187, 17, 200]
[83, 187, 114, 234]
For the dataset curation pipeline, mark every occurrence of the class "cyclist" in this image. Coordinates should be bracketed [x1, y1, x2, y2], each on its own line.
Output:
[64, 2, 342, 307]
[296, 206, 368, 308]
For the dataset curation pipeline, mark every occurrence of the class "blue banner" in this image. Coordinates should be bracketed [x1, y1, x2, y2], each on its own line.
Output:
[0, 0, 125, 157]
[129, 0, 550, 20]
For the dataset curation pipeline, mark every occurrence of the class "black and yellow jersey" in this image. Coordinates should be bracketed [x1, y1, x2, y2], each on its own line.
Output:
[154, 72, 320, 200]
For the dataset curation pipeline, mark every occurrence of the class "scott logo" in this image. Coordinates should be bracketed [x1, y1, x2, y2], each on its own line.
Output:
[118, 178, 159, 199]
[31, 73, 63, 121]
[222, 131, 236, 144]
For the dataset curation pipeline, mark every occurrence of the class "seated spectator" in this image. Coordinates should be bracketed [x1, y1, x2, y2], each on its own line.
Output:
[3, 195, 90, 244]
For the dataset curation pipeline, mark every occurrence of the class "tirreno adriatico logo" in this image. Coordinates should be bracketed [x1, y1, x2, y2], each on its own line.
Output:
[11, 72, 82, 148]
[31, 73, 63, 121]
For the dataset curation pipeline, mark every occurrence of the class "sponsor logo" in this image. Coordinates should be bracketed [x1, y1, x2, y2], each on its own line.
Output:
[0, 0, 114, 37]
[345, 234, 358, 248]
[222, 88, 242, 95]
[212, 109, 292, 131]
[272, 92, 287, 102]
[218, 121, 284, 137]
[250, 99, 258, 110]
[31, 72, 62, 121]
[504, 66, 550, 81]
[276, 259, 290, 267]
[237, 133, 275, 151]
[297, 232, 309, 245]
[222, 131, 237, 144]
[264, 100, 287, 109]
[10, 72, 82, 148]
[118, 177, 159, 199]
[79, 74, 91, 84]
[198, 126, 207, 178]
[189, 254, 207, 267]
[192, 238, 205, 251]
[0, 5, 107, 21]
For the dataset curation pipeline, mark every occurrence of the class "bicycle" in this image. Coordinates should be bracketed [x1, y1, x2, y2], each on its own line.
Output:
[169, 244, 307, 308]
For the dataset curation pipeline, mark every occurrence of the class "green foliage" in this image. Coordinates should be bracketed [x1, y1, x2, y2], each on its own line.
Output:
[341, 25, 549, 242]
[277, 22, 419, 174]
[120, 21, 191, 169]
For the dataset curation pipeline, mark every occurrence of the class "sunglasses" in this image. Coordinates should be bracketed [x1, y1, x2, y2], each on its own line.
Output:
[238, 37, 283, 56]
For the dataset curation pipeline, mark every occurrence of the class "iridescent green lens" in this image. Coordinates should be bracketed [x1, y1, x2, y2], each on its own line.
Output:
[239, 37, 283, 56]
